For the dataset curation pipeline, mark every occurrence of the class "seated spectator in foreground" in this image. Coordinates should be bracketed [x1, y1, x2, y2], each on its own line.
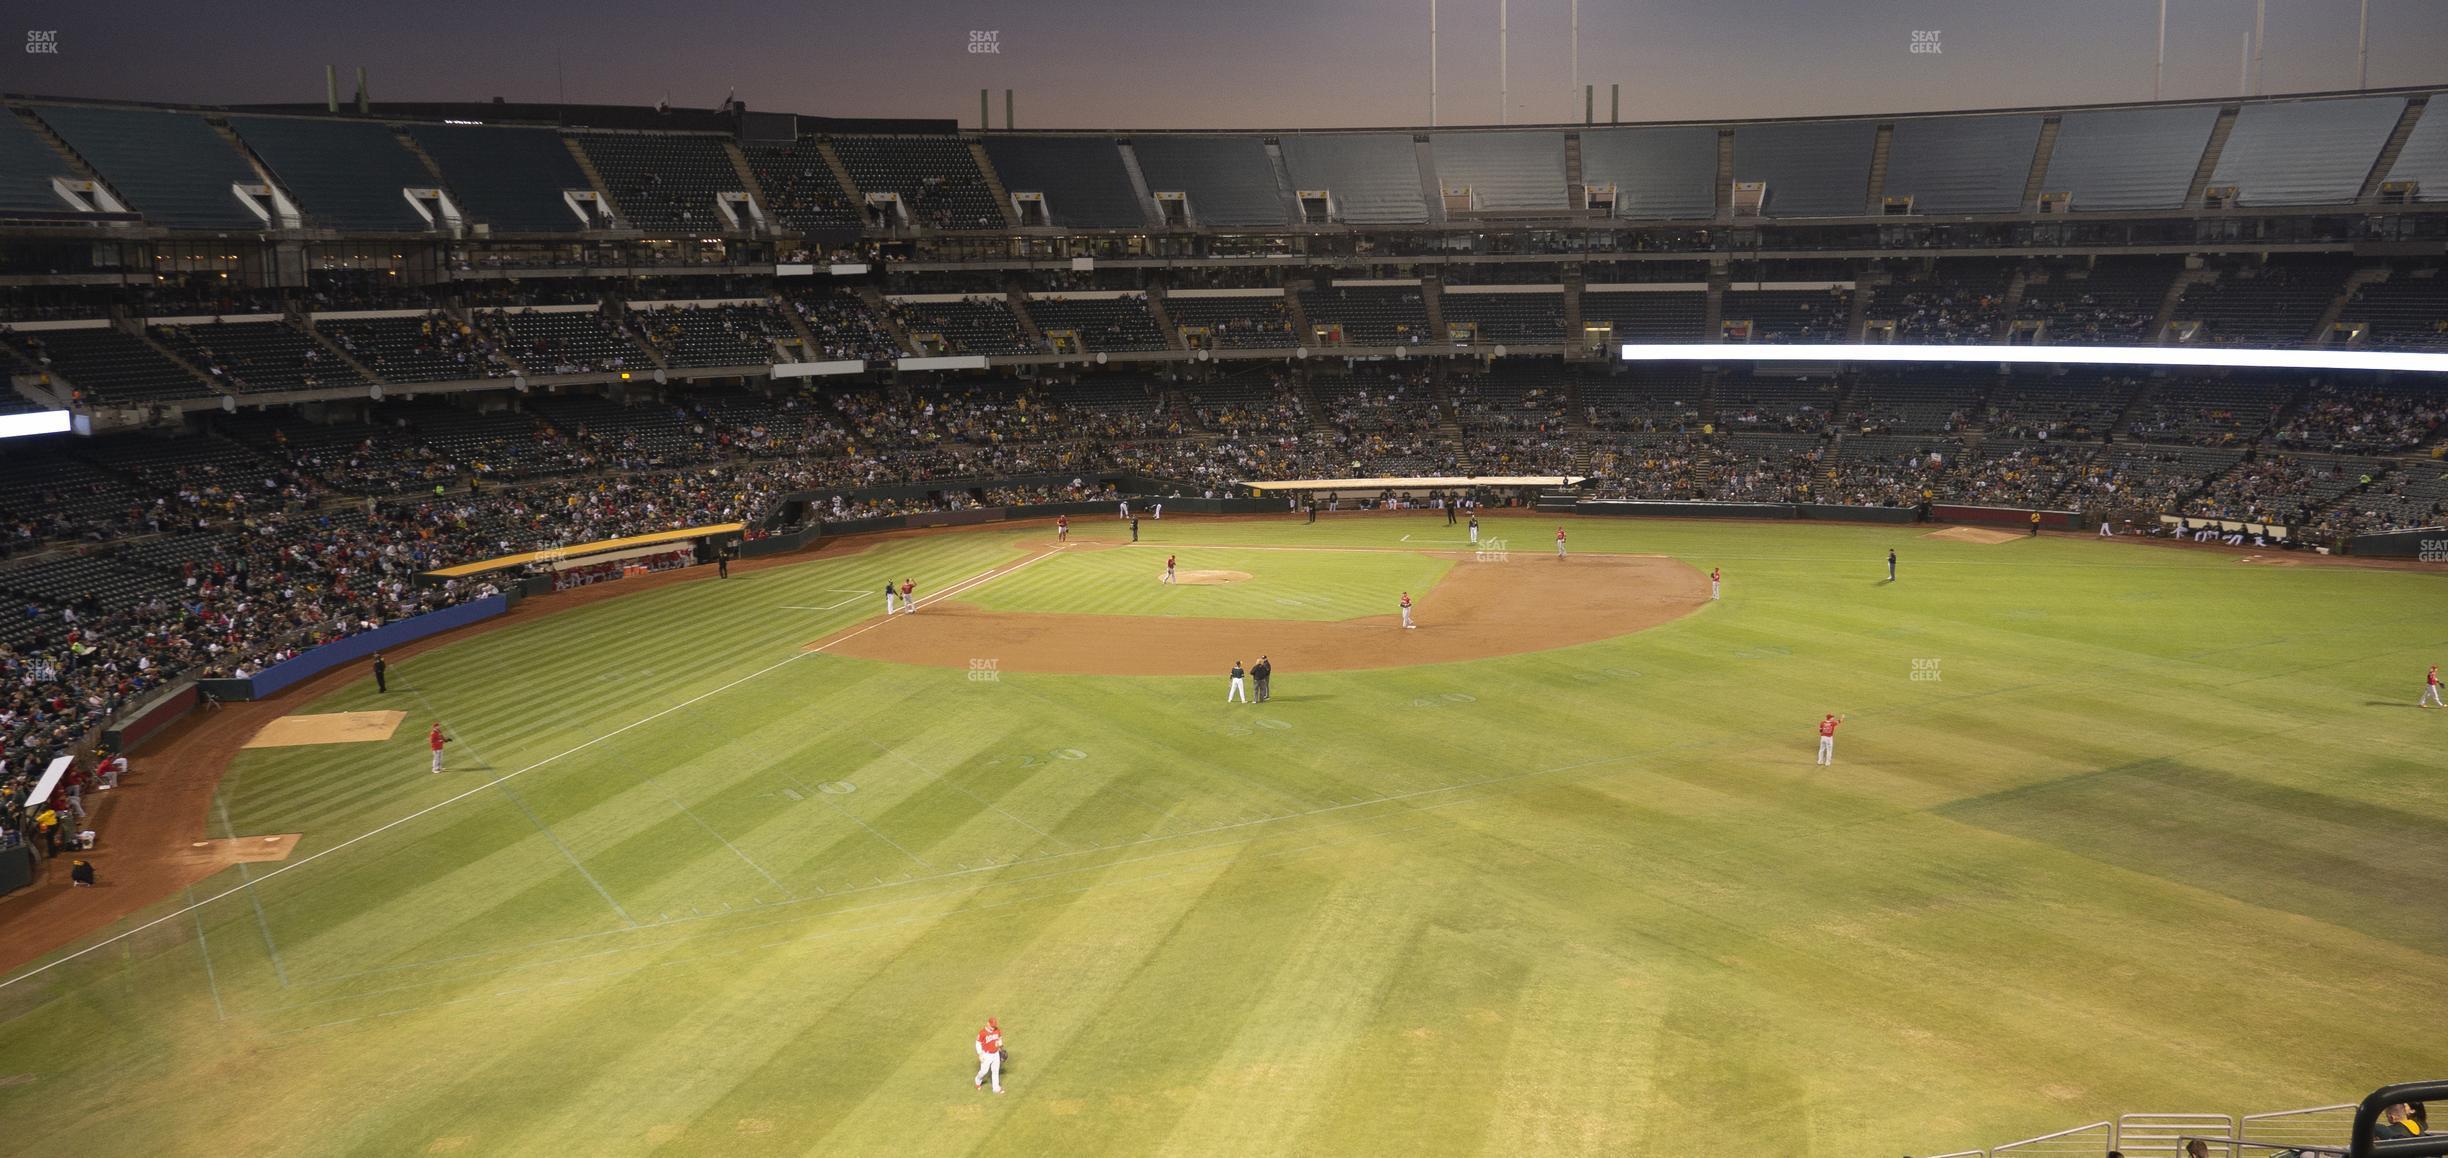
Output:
[70, 858, 95, 887]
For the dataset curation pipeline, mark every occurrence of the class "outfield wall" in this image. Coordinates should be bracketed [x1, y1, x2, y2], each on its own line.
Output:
[1930, 504, 2085, 530]
[1573, 500, 1920, 524]
[2344, 527, 2448, 559]
[201, 594, 515, 702]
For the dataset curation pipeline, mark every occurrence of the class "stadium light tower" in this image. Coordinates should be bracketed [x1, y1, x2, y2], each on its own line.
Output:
[2154, 0, 2166, 101]
[1500, 0, 1509, 125]
[2358, 0, 2369, 89]
[1430, 0, 1439, 127]
[1570, 0, 1578, 122]
[2252, 0, 2265, 96]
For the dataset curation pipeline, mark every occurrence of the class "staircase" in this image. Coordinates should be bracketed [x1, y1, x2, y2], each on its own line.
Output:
[1115, 140, 1162, 228]
[2151, 268, 2212, 343]
[131, 321, 228, 398]
[2184, 107, 2240, 208]
[1420, 277, 1449, 344]
[563, 137, 623, 225]
[303, 320, 384, 385]
[395, 130, 449, 187]
[2002, 265, 2034, 315]
[1563, 134, 1583, 202]
[1713, 130, 1735, 223]
[1413, 135, 1446, 224]
[721, 141, 770, 230]
[1702, 260, 1728, 341]
[1845, 275, 1878, 341]
[1864, 124, 1893, 212]
[777, 303, 825, 362]
[2312, 266, 2392, 344]
[1283, 284, 1315, 347]
[13, 108, 103, 184]
[1262, 139, 1301, 224]
[856, 286, 917, 356]
[1144, 285, 1187, 352]
[967, 139, 1020, 228]
[1561, 273, 1585, 361]
[1005, 287, 1046, 351]
[812, 139, 864, 201]
[2357, 96, 2428, 204]
[2021, 117, 2062, 211]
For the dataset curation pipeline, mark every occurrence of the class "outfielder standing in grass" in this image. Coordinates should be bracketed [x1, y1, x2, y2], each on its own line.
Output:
[1886, 549, 1897, 582]
[974, 1018, 1004, 1094]
[1814, 713, 1844, 766]
[1710, 567, 1721, 600]
[2423, 664, 2443, 708]
[1227, 660, 1248, 703]
[429, 722, 449, 774]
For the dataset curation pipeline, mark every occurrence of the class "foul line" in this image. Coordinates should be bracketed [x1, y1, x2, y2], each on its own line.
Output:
[0, 546, 1066, 994]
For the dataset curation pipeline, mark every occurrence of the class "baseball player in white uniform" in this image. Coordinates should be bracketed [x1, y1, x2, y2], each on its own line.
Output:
[1468, 515, 1480, 545]
[1227, 660, 1249, 703]
[883, 578, 898, 616]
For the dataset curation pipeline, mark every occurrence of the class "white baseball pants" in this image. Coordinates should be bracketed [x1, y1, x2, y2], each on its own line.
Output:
[975, 1047, 1002, 1092]
[1228, 677, 1248, 702]
[1816, 737, 1834, 765]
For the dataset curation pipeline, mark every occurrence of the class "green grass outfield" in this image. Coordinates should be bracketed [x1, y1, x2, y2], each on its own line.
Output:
[1, 513, 2443, 1157]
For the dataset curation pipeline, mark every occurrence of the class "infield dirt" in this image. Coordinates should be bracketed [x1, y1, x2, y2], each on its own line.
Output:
[817, 549, 1709, 675]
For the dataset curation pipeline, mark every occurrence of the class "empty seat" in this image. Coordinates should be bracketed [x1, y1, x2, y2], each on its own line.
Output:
[229, 116, 435, 231]
[34, 105, 264, 230]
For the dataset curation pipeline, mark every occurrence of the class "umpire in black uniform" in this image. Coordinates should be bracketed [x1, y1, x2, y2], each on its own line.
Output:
[1252, 655, 1272, 702]
[372, 652, 387, 693]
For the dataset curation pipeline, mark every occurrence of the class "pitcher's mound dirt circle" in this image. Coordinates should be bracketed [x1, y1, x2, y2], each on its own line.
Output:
[819, 551, 1708, 675]
[1174, 569, 1251, 585]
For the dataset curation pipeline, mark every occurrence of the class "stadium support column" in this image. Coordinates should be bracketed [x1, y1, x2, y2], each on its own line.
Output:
[980, 89, 988, 131]
[1005, 89, 1014, 131]
[1610, 84, 1619, 125]
[1585, 85, 1593, 125]
[356, 66, 369, 115]
[325, 64, 338, 114]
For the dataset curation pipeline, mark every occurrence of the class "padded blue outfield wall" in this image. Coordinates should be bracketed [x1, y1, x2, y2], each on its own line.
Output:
[235, 594, 512, 700]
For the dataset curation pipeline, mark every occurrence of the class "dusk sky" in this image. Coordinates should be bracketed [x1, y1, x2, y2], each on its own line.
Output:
[9, 0, 2447, 129]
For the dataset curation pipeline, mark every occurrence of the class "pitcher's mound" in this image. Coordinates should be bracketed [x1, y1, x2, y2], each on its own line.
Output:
[1924, 526, 2024, 545]
[1174, 569, 1252, 585]
[244, 710, 407, 749]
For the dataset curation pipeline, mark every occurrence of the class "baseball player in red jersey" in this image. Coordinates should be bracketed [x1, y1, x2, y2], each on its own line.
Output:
[1554, 526, 1567, 559]
[900, 578, 915, 614]
[428, 722, 449, 773]
[974, 1017, 1004, 1093]
[2423, 664, 2443, 708]
[1400, 591, 1415, 629]
[1056, 515, 1069, 543]
[1814, 714, 1844, 766]
[1710, 567, 1722, 600]
[1163, 554, 1177, 584]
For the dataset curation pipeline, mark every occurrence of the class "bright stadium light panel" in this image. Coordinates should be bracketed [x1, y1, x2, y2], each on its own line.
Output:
[0, 410, 71, 439]
[1616, 343, 2448, 375]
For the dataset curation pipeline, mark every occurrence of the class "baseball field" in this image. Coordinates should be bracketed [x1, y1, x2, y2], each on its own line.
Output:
[0, 513, 2442, 1157]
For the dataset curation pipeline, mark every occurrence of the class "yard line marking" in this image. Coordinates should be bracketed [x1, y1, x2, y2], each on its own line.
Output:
[773, 767, 934, 871]
[186, 888, 228, 1023]
[868, 740, 1075, 850]
[406, 685, 638, 928]
[0, 549, 1065, 994]
[646, 780, 794, 900]
[216, 794, 290, 988]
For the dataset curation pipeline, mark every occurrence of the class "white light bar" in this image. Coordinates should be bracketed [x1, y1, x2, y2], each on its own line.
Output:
[1617, 343, 2448, 375]
[0, 410, 71, 439]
